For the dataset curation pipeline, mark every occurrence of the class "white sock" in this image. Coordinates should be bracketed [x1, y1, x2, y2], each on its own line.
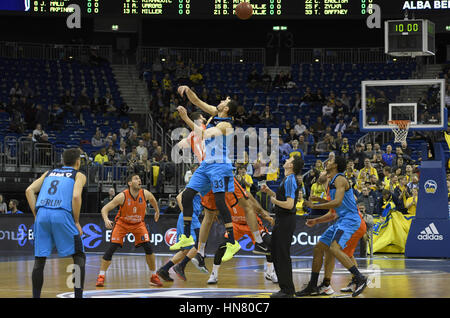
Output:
[99, 271, 106, 276]
[150, 270, 156, 275]
[253, 231, 263, 244]
[266, 262, 274, 273]
[198, 243, 206, 256]
[212, 264, 220, 277]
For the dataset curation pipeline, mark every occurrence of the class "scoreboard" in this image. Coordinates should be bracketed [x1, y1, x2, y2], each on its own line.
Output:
[1, 0, 449, 19]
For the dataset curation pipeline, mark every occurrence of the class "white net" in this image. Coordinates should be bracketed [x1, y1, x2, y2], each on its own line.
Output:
[389, 120, 410, 143]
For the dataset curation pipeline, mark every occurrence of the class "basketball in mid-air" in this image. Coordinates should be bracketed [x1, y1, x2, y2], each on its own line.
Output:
[235, 2, 253, 20]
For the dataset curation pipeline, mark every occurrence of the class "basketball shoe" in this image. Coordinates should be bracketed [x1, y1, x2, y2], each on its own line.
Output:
[221, 241, 241, 262]
[95, 274, 105, 287]
[169, 234, 195, 251]
[150, 274, 163, 287]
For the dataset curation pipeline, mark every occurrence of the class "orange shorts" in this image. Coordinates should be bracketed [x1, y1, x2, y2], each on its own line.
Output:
[110, 220, 150, 247]
[231, 217, 268, 244]
[342, 220, 367, 257]
[201, 178, 248, 211]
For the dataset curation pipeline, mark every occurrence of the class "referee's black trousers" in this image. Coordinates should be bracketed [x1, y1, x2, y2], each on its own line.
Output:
[271, 213, 296, 295]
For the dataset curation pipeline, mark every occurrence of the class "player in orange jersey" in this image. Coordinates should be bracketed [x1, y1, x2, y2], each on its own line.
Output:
[201, 190, 277, 284]
[95, 174, 162, 287]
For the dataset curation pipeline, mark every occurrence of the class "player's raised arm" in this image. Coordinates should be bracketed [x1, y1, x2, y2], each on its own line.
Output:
[25, 171, 49, 217]
[72, 173, 87, 227]
[178, 86, 218, 116]
[101, 192, 125, 229]
[144, 189, 160, 222]
[203, 121, 233, 139]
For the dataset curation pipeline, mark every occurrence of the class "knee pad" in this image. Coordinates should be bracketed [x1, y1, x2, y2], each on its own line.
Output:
[103, 243, 121, 261]
[182, 187, 197, 217]
[33, 257, 46, 271]
[72, 252, 86, 267]
[214, 192, 232, 224]
[141, 242, 153, 255]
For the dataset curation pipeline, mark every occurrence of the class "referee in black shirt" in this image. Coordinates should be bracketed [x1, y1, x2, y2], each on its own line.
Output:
[261, 155, 304, 298]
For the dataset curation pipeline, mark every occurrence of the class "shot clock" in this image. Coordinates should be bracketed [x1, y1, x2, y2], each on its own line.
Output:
[385, 19, 436, 57]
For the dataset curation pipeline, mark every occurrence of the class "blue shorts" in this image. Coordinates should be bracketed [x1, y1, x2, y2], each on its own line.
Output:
[319, 217, 363, 253]
[34, 208, 84, 257]
[186, 162, 235, 196]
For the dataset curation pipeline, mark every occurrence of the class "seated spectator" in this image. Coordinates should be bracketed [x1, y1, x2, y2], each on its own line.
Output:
[400, 141, 412, 158]
[334, 118, 347, 134]
[314, 159, 324, 172]
[126, 132, 139, 151]
[357, 186, 376, 215]
[234, 106, 247, 127]
[152, 146, 165, 162]
[395, 146, 412, 164]
[392, 176, 410, 214]
[162, 73, 173, 94]
[189, 68, 203, 85]
[261, 105, 274, 127]
[298, 135, 309, 156]
[9, 82, 22, 98]
[404, 188, 418, 215]
[94, 148, 109, 165]
[347, 116, 359, 133]
[106, 147, 119, 165]
[309, 173, 328, 216]
[294, 118, 307, 136]
[334, 100, 348, 119]
[32, 123, 45, 143]
[245, 108, 261, 126]
[393, 157, 407, 176]
[282, 120, 293, 136]
[252, 153, 267, 182]
[344, 160, 358, 185]
[296, 191, 308, 216]
[266, 152, 279, 181]
[0, 194, 7, 214]
[137, 139, 148, 160]
[127, 146, 140, 169]
[382, 145, 396, 167]
[322, 102, 334, 119]
[311, 116, 326, 138]
[339, 137, 352, 159]
[407, 173, 419, 192]
[102, 188, 118, 214]
[6, 199, 23, 214]
[279, 138, 293, 158]
[285, 128, 298, 144]
[352, 143, 367, 170]
[289, 140, 303, 159]
[91, 130, 104, 148]
[236, 166, 254, 193]
[260, 70, 272, 91]
[247, 69, 260, 89]
[357, 158, 378, 186]
[300, 87, 314, 106]
[22, 80, 34, 99]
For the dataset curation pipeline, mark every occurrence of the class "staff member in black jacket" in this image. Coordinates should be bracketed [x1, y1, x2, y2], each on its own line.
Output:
[261, 155, 304, 298]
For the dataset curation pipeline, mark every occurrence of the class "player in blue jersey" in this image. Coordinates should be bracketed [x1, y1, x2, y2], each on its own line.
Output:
[176, 85, 241, 261]
[157, 183, 204, 282]
[296, 155, 368, 298]
[25, 148, 87, 298]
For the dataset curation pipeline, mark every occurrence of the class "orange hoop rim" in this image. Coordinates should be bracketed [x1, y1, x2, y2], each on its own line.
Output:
[388, 120, 411, 130]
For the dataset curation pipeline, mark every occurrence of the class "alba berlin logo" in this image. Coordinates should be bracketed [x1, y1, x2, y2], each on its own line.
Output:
[424, 180, 438, 194]
[417, 222, 443, 241]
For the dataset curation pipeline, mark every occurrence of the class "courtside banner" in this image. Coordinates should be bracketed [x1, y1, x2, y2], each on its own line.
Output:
[0, 215, 343, 256]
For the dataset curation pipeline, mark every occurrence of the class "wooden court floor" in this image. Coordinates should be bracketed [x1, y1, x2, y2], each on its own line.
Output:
[1, 252, 450, 298]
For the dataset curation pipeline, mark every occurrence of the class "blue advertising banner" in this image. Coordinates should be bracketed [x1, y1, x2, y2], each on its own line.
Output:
[0, 214, 342, 257]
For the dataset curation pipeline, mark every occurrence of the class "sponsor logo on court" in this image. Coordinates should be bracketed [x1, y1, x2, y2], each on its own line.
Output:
[424, 180, 437, 194]
[57, 288, 278, 299]
[417, 222, 443, 241]
[164, 228, 178, 247]
[82, 223, 103, 248]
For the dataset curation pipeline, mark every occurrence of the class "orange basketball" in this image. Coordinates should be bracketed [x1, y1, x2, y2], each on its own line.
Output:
[235, 2, 253, 20]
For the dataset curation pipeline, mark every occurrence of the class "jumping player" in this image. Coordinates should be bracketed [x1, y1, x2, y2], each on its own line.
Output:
[175, 98, 271, 261]
[297, 156, 368, 297]
[25, 148, 87, 298]
[95, 174, 162, 287]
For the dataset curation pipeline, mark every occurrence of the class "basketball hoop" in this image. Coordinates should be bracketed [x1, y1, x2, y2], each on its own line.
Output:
[388, 120, 411, 143]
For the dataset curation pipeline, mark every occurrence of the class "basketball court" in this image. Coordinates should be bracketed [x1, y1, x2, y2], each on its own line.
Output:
[1, 252, 449, 298]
